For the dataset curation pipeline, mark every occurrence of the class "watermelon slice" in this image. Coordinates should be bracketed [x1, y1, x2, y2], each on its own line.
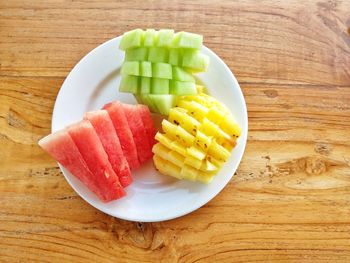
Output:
[136, 104, 157, 147]
[103, 102, 140, 169]
[122, 103, 153, 163]
[85, 110, 133, 187]
[38, 130, 107, 201]
[67, 121, 125, 201]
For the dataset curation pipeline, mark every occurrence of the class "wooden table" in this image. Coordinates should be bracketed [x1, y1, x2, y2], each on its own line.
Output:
[1, 1, 350, 262]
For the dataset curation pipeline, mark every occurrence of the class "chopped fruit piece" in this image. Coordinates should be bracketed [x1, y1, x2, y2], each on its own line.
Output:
[119, 75, 139, 93]
[103, 102, 140, 169]
[157, 29, 175, 47]
[172, 66, 195, 82]
[168, 49, 182, 66]
[172, 31, 203, 49]
[148, 47, 168, 63]
[170, 80, 196, 95]
[152, 63, 172, 79]
[125, 47, 148, 61]
[151, 78, 169, 94]
[140, 77, 151, 93]
[140, 61, 152, 77]
[143, 29, 157, 46]
[121, 61, 139, 76]
[182, 50, 209, 72]
[120, 29, 143, 50]
[85, 110, 132, 187]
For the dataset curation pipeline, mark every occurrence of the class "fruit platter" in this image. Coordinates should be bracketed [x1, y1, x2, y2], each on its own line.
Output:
[39, 29, 248, 222]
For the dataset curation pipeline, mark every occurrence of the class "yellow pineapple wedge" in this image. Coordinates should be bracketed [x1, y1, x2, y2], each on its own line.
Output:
[153, 92, 241, 183]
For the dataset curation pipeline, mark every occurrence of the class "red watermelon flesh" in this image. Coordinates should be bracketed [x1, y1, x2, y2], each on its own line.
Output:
[122, 103, 153, 163]
[67, 120, 125, 201]
[85, 110, 133, 187]
[137, 104, 157, 147]
[38, 130, 107, 202]
[103, 102, 140, 169]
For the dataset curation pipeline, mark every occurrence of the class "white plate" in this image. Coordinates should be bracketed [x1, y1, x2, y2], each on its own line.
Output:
[52, 36, 248, 222]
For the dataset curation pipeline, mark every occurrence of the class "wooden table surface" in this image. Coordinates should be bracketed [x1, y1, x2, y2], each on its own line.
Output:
[1, 0, 350, 262]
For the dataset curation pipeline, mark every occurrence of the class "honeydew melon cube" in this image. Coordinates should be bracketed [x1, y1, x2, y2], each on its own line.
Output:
[148, 47, 168, 63]
[121, 61, 139, 76]
[125, 47, 148, 61]
[143, 29, 157, 47]
[168, 49, 182, 66]
[156, 29, 175, 47]
[137, 94, 157, 112]
[140, 77, 151, 93]
[119, 75, 139, 93]
[172, 66, 195, 82]
[148, 94, 177, 115]
[140, 61, 152, 77]
[182, 50, 209, 72]
[152, 63, 172, 79]
[170, 80, 196, 95]
[119, 29, 143, 50]
[151, 78, 169, 94]
[172, 31, 203, 49]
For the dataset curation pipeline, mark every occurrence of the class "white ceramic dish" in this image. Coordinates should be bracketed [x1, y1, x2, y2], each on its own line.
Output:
[52, 35, 248, 222]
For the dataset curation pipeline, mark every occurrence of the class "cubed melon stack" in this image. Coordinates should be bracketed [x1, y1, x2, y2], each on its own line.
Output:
[152, 93, 241, 183]
[39, 102, 156, 202]
[118, 29, 210, 115]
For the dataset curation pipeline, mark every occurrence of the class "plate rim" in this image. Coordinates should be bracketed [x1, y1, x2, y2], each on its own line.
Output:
[52, 35, 248, 222]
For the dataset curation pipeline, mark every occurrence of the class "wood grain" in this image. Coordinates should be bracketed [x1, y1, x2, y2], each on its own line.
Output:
[1, 0, 350, 262]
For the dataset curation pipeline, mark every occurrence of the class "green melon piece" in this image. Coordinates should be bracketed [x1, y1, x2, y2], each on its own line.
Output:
[119, 29, 143, 50]
[172, 66, 195, 82]
[143, 29, 157, 47]
[119, 75, 139, 93]
[157, 29, 175, 47]
[148, 94, 177, 115]
[125, 47, 148, 61]
[168, 49, 182, 66]
[152, 63, 172, 79]
[140, 61, 152, 77]
[170, 80, 196, 95]
[121, 61, 139, 76]
[134, 94, 143, 104]
[172, 31, 203, 49]
[148, 47, 168, 63]
[140, 77, 151, 93]
[138, 94, 158, 112]
[151, 78, 169, 94]
[182, 50, 209, 72]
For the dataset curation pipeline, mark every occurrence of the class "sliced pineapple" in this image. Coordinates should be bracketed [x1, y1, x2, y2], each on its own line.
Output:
[162, 119, 194, 146]
[153, 155, 182, 179]
[153, 92, 241, 183]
